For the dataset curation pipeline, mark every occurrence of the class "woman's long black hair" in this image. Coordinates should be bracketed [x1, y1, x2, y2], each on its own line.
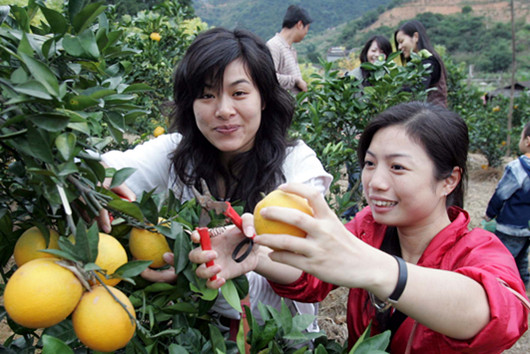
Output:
[167, 27, 296, 211]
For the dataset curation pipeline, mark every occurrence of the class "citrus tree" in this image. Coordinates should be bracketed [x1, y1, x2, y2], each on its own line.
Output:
[292, 52, 431, 216]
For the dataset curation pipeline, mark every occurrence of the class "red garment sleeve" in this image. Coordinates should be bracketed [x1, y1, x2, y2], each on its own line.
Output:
[437, 230, 529, 351]
[269, 271, 336, 303]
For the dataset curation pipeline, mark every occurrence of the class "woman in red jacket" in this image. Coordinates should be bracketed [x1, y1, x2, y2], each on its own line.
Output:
[189, 102, 529, 353]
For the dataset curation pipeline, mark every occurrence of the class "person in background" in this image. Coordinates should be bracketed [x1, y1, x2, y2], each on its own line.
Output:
[266, 5, 312, 95]
[342, 35, 393, 221]
[347, 35, 392, 86]
[96, 27, 332, 337]
[394, 20, 448, 107]
[189, 102, 529, 352]
[484, 122, 530, 289]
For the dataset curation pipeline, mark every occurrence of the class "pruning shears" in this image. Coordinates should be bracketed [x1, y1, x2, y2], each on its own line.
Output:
[192, 179, 255, 270]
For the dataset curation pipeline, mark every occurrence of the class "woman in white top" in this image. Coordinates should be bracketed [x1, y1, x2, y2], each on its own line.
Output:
[97, 28, 331, 333]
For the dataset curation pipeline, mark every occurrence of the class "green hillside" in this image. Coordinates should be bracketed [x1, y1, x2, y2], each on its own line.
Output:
[192, 0, 393, 41]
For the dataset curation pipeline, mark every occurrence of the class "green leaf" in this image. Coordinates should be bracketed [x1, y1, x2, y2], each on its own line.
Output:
[19, 53, 60, 97]
[107, 199, 143, 221]
[208, 324, 226, 352]
[10, 66, 28, 84]
[41, 334, 74, 354]
[62, 35, 84, 56]
[168, 343, 189, 354]
[64, 94, 99, 110]
[143, 282, 176, 293]
[122, 83, 153, 93]
[353, 330, 390, 354]
[350, 322, 373, 354]
[113, 260, 151, 278]
[28, 113, 70, 132]
[164, 302, 197, 314]
[173, 228, 191, 274]
[72, 2, 106, 34]
[17, 32, 33, 56]
[73, 222, 100, 264]
[26, 127, 54, 163]
[220, 280, 242, 313]
[236, 318, 246, 354]
[110, 167, 136, 188]
[39, 6, 67, 34]
[13, 81, 53, 100]
[11, 5, 30, 32]
[78, 29, 100, 59]
[189, 282, 218, 301]
[55, 133, 77, 161]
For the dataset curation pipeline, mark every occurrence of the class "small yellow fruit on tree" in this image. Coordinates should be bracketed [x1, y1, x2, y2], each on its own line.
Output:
[254, 189, 313, 238]
[153, 126, 165, 137]
[73, 285, 136, 352]
[129, 220, 171, 268]
[13, 226, 60, 266]
[4, 258, 83, 328]
[92, 233, 128, 286]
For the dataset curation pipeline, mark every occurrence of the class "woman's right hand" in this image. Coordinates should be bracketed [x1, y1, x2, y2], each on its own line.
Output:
[188, 213, 259, 289]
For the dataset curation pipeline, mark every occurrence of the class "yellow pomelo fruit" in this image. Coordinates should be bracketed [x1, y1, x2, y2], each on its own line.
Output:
[92, 233, 128, 286]
[129, 220, 171, 268]
[254, 189, 313, 238]
[4, 258, 83, 328]
[72, 285, 136, 352]
[13, 226, 60, 266]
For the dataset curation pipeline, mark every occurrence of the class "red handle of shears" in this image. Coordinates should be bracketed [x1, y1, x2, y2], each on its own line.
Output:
[196, 226, 217, 281]
[223, 202, 255, 239]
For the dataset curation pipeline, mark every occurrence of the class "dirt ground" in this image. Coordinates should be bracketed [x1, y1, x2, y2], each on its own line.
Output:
[317, 153, 530, 352]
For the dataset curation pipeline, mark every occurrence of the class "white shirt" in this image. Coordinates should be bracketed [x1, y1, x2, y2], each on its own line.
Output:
[101, 133, 332, 330]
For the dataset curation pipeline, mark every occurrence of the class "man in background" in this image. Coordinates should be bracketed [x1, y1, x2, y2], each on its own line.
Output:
[267, 5, 312, 95]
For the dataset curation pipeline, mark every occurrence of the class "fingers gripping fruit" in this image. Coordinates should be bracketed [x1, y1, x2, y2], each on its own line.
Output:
[254, 189, 313, 239]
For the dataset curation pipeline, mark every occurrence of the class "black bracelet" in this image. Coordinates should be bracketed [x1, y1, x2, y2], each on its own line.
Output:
[387, 255, 407, 304]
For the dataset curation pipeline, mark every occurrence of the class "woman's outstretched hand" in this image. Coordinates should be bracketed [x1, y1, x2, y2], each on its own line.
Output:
[189, 214, 259, 289]
[254, 183, 383, 289]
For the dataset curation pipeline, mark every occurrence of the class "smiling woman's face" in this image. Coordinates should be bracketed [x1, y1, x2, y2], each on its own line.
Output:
[367, 40, 386, 64]
[396, 30, 418, 59]
[361, 125, 449, 231]
[192, 59, 262, 160]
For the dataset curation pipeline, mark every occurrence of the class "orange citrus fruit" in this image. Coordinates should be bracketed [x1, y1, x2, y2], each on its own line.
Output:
[254, 189, 313, 238]
[13, 226, 60, 266]
[129, 220, 171, 268]
[4, 258, 83, 328]
[153, 126, 165, 137]
[92, 233, 128, 286]
[72, 285, 136, 352]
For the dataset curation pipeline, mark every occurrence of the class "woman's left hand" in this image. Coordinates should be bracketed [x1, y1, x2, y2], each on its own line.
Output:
[141, 253, 178, 283]
[254, 183, 383, 289]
